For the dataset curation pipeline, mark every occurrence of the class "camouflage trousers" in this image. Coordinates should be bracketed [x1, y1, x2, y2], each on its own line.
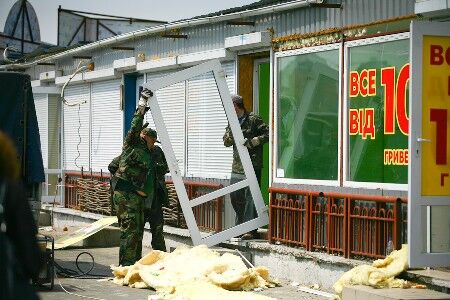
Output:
[113, 190, 144, 266]
[144, 203, 166, 251]
[230, 169, 261, 234]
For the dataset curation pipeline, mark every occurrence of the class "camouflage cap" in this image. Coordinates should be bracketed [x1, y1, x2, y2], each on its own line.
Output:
[142, 128, 157, 139]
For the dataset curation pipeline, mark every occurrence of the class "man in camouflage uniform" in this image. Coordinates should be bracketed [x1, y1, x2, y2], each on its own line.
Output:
[108, 155, 120, 215]
[108, 88, 154, 266]
[140, 128, 168, 252]
[223, 94, 269, 240]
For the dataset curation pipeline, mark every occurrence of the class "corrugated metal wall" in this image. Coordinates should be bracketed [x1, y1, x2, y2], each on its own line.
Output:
[67, 0, 413, 71]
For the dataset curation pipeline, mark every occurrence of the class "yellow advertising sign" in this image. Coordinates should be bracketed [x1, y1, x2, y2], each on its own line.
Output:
[422, 35, 450, 196]
[51, 216, 118, 250]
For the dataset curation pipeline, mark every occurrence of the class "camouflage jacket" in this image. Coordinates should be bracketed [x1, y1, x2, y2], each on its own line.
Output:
[148, 145, 169, 207]
[108, 155, 121, 191]
[223, 112, 269, 174]
[113, 108, 152, 193]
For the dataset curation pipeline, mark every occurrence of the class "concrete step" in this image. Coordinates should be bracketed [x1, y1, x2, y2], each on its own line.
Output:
[342, 285, 450, 300]
[404, 270, 450, 294]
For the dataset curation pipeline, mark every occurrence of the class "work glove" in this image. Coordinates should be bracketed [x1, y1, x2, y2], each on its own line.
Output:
[244, 137, 260, 149]
[223, 126, 234, 147]
[242, 128, 251, 139]
[139, 88, 153, 107]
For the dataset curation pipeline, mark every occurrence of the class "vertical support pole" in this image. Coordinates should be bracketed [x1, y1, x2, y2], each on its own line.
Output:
[343, 196, 348, 257]
[327, 196, 331, 254]
[346, 197, 353, 258]
[306, 193, 312, 251]
[64, 174, 68, 208]
[269, 191, 274, 243]
[215, 195, 223, 232]
[394, 198, 402, 250]
[376, 201, 386, 256]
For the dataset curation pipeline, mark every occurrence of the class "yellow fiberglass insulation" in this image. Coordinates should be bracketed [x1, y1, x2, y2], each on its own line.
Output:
[333, 244, 411, 296]
[111, 245, 277, 300]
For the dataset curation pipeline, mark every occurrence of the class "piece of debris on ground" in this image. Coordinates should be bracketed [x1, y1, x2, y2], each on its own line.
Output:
[333, 245, 426, 299]
[111, 245, 278, 299]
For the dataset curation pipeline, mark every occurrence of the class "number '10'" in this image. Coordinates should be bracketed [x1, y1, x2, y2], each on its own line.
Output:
[381, 64, 410, 135]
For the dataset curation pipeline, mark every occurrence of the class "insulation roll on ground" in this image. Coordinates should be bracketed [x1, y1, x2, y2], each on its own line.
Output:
[333, 245, 425, 299]
[111, 245, 278, 300]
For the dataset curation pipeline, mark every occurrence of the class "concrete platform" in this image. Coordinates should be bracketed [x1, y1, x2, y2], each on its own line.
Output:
[46, 206, 367, 291]
[342, 285, 450, 300]
[38, 246, 325, 300]
[404, 270, 450, 294]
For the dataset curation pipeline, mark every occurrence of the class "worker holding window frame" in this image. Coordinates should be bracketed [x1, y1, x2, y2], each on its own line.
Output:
[223, 94, 269, 240]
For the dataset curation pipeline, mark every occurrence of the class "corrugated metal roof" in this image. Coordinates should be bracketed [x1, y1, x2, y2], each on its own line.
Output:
[186, 0, 290, 20]
[6, 0, 415, 75]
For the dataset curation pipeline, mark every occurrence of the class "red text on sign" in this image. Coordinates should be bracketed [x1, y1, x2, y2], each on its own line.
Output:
[430, 108, 448, 165]
[349, 108, 376, 139]
[381, 65, 410, 135]
[349, 69, 377, 97]
[384, 149, 409, 165]
[430, 45, 450, 65]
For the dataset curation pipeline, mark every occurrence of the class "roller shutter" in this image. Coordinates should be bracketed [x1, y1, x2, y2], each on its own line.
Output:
[90, 80, 123, 172]
[63, 84, 90, 171]
[146, 72, 186, 176]
[186, 61, 235, 179]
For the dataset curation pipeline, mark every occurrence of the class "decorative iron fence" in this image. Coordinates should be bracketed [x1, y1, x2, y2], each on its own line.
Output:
[269, 187, 408, 259]
[166, 180, 223, 232]
[64, 170, 110, 212]
[64, 171, 223, 232]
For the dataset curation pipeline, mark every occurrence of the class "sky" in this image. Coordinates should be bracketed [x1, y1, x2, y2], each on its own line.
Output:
[0, 0, 257, 44]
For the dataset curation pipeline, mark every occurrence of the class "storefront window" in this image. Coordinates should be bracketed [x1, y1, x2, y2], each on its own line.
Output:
[276, 49, 340, 180]
[347, 38, 409, 184]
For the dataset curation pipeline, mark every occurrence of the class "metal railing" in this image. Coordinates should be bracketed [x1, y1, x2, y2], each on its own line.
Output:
[64, 170, 110, 211]
[64, 171, 223, 231]
[269, 187, 408, 259]
[167, 180, 224, 232]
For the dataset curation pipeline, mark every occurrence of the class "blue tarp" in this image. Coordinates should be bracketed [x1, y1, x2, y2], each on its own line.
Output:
[0, 72, 45, 183]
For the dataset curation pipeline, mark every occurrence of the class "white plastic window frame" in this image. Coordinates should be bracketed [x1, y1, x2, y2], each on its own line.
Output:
[343, 32, 410, 191]
[273, 43, 342, 186]
[143, 59, 269, 246]
[409, 21, 450, 268]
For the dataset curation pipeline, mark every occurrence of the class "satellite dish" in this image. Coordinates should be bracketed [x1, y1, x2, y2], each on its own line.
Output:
[3, 0, 41, 43]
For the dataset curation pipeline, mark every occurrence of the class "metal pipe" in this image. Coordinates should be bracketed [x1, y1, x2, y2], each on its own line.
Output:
[0, 0, 320, 70]
[234, 249, 254, 268]
[60, 61, 90, 106]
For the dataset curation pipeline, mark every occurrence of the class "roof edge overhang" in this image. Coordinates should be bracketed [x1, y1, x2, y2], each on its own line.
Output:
[0, 0, 321, 70]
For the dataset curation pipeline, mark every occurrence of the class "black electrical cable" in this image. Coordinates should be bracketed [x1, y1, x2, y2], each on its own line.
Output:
[74, 103, 82, 169]
[54, 251, 109, 279]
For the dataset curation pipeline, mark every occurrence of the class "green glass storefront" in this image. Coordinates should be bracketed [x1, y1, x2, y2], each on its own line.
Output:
[276, 38, 409, 185]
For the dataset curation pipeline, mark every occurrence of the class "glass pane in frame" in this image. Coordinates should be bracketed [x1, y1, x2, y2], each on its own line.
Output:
[277, 49, 340, 180]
